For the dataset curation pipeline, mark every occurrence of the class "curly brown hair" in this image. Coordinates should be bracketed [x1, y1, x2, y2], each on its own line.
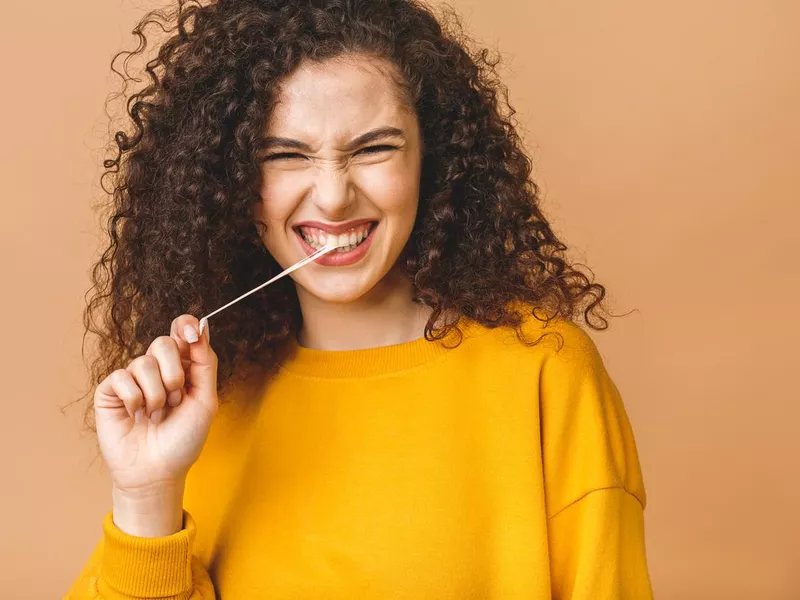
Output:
[83, 0, 609, 421]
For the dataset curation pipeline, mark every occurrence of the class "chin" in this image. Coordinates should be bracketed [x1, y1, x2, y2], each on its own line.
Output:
[296, 273, 379, 304]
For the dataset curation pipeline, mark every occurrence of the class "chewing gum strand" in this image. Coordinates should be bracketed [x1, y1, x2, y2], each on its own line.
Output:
[196, 243, 339, 337]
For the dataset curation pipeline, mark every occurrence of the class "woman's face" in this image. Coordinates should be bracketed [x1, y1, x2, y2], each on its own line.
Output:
[255, 55, 422, 304]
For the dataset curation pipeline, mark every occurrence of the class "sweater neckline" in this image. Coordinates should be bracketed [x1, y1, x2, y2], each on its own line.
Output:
[280, 321, 483, 379]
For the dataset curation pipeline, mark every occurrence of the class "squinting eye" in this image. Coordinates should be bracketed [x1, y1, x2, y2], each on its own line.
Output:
[356, 145, 397, 155]
[263, 152, 306, 161]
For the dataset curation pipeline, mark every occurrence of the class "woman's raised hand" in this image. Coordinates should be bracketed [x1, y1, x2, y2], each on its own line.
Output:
[93, 315, 219, 537]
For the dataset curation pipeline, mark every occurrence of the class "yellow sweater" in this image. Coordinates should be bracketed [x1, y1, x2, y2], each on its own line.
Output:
[66, 317, 652, 599]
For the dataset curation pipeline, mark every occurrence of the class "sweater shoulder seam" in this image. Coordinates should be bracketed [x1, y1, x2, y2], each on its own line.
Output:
[547, 485, 645, 521]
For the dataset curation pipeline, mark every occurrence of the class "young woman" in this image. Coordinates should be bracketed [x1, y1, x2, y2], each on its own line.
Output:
[67, 0, 653, 598]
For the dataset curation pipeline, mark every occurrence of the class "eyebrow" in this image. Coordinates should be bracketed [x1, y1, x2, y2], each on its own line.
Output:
[261, 126, 406, 153]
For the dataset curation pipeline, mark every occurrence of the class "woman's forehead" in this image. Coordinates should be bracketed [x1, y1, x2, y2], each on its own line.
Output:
[266, 58, 413, 144]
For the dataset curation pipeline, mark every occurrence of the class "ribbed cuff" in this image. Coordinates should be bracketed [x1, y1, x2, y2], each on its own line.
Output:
[98, 511, 196, 599]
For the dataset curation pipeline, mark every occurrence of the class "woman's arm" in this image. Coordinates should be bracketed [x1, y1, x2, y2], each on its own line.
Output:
[538, 321, 653, 599]
[67, 315, 220, 599]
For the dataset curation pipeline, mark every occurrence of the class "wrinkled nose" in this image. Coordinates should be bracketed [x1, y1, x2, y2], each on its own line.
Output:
[310, 164, 356, 219]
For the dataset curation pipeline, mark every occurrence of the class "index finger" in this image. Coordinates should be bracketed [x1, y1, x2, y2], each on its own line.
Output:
[170, 314, 201, 362]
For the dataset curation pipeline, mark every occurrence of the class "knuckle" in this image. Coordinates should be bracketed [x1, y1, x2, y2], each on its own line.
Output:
[107, 369, 135, 396]
[129, 354, 155, 371]
[150, 335, 177, 353]
[109, 368, 128, 384]
[112, 373, 142, 403]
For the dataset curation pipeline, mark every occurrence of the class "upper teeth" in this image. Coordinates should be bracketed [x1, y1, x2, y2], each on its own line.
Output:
[299, 223, 372, 250]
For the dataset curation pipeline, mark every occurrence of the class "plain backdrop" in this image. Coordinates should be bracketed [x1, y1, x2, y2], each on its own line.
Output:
[1, 1, 798, 598]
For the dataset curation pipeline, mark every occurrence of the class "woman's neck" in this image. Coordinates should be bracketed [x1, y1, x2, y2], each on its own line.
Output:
[296, 269, 432, 351]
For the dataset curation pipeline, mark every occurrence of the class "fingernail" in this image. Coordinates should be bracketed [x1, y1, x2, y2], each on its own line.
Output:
[150, 409, 164, 424]
[134, 409, 145, 424]
[167, 389, 182, 407]
[184, 324, 199, 343]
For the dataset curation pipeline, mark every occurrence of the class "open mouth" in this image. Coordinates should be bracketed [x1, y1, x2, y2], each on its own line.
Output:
[295, 222, 377, 253]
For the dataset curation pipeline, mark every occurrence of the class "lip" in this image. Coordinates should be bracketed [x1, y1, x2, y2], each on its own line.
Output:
[293, 218, 377, 235]
[295, 222, 377, 267]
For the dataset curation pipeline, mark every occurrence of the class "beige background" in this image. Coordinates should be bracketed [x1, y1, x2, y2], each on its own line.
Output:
[1, 1, 798, 598]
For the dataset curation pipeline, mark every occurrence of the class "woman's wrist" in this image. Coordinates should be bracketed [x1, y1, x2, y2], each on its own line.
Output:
[112, 480, 186, 538]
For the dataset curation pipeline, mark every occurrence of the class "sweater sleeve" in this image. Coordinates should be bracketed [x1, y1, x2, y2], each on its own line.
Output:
[537, 321, 653, 599]
[547, 487, 653, 600]
[64, 511, 216, 600]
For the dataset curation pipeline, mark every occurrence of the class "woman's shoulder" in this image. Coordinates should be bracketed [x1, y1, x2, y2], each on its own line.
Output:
[462, 307, 604, 369]
[474, 309, 646, 511]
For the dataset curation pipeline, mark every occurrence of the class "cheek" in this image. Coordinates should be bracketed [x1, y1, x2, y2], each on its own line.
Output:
[354, 159, 420, 218]
[258, 170, 307, 224]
